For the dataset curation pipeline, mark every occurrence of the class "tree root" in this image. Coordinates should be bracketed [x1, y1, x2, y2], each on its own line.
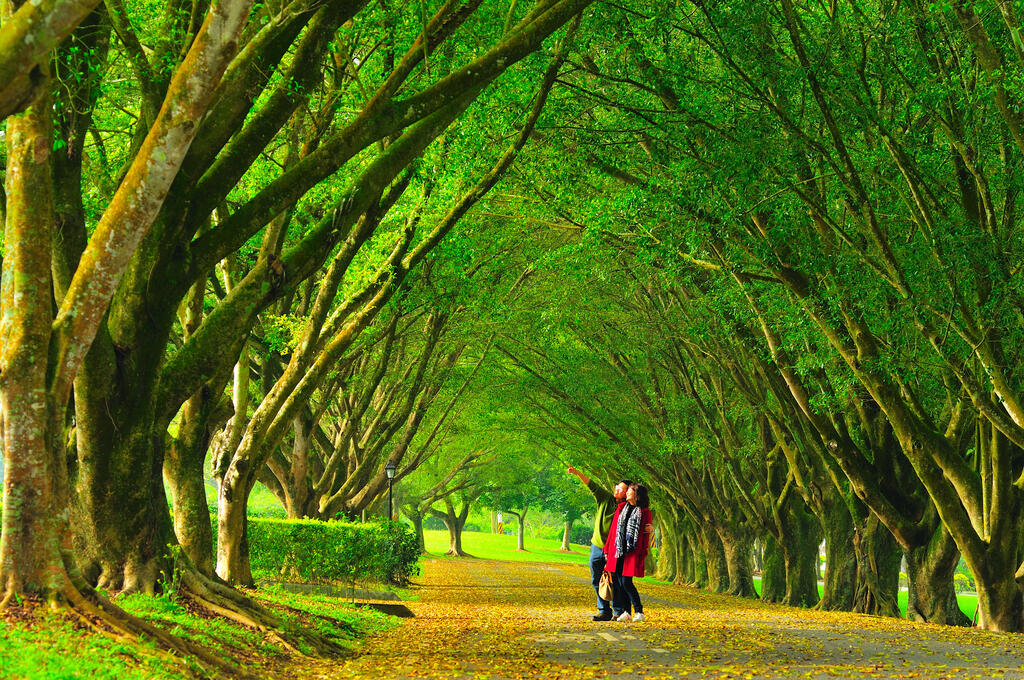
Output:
[176, 567, 347, 658]
[851, 581, 900, 618]
[0, 579, 244, 678]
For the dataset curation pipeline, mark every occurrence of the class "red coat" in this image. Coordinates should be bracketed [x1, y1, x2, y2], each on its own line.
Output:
[603, 503, 653, 578]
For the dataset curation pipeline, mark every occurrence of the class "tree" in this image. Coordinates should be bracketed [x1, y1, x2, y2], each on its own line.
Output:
[537, 465, 591, 551]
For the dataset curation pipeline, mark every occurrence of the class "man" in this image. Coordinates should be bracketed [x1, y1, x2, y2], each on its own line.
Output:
[567, 466, 632, 621]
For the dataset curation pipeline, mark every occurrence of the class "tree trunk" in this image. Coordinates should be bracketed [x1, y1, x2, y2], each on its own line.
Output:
[717, 524, 755, 598]
[71, 411, 175, 593]
[698, 524, 728, 593]
[904, 526, 969, 626]
[559, 520, 572, 551]
[433, 498, 472, 557]
[975, 571, 1024, 632]
[851, 513, 900, 617]
[0, 86, 70, 605]
[409, 512, 426, 554]
[216, 481, 253, 586]
[444, 516, 466, 556]
[818, 497, 856, 611]
[678, 532, 696, 585]
[760, 535, 786, 603]
[164, 376, 230, 575]
[690, 533, 708, 588]
[655, 531, 677, 583]
[780, 502, 821, 608]
[165, 440, 214, 575]
[515, 507, 528, 551]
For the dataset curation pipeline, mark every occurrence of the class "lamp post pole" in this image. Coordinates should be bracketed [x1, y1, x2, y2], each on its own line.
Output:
[384, 460, 397, 521]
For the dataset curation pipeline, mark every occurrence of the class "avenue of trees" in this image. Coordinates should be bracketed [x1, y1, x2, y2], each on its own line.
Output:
[479, 0, 1024, 634]
[4, 0, 1024, 672]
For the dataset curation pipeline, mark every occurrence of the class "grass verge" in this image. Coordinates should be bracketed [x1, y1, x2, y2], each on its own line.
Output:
[0, 584, 400, 680]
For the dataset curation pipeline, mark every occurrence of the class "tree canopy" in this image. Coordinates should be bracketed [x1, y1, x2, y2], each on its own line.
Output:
[4, 3, 1024, 674]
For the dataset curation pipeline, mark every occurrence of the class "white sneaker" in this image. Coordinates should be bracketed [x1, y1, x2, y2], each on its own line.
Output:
[616, 612, 631, 622]
[632, 612, 645, 622]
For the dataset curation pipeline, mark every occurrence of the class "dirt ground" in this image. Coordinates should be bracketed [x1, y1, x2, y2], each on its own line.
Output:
[304, 557, 1024, 679]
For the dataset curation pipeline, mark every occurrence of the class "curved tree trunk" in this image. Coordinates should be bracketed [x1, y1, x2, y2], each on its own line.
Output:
[165, 371, 231, 575]
[511, 507, 528, 551]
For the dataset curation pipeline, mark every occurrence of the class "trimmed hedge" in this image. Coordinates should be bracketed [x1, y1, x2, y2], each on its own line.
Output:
[245, 518, 419, 586]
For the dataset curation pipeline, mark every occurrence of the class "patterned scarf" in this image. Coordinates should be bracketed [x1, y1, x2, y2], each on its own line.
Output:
[615, 504, 641, 559]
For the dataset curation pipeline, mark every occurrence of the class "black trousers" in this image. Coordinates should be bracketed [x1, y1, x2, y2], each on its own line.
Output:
[614, 569, 642, 614]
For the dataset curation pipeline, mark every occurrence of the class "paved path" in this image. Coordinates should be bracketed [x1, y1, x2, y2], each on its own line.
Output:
[314, 558, 1024, 679]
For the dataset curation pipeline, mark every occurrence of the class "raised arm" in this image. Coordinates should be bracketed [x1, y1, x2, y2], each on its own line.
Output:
[567, 466, 590, 487]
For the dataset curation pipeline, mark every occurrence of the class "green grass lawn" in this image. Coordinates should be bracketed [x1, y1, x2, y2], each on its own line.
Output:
[422, 529, 591, 565]
[749, 577, 978, 621]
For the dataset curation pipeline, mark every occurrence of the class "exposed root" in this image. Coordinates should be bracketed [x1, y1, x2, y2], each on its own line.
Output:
[177, 567, 347, 658]
[851, 581, 900, 618]
[0, 580, 244, 678]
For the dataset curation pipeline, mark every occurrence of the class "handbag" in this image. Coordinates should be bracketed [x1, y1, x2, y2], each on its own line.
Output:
[598, 570, 614, 601]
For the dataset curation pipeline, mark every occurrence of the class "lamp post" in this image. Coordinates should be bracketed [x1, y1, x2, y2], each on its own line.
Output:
[384, 460, 397, 521]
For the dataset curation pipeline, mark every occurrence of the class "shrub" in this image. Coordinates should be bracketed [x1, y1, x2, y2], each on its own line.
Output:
[244, 518, 420, 586]
[570, 523, 592, 545]
[422, 515, 446, 531]
[954, 572, 975, 594]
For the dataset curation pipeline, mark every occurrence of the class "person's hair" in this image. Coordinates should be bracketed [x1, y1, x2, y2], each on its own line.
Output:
[618, 479, 633, 487]
[629, 483, 650, 509]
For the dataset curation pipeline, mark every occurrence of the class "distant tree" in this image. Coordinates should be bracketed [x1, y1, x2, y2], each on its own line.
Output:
[537, 465, 591, 551]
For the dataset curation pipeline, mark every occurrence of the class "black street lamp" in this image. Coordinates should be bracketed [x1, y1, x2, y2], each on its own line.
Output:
[384, 460, 397, 521]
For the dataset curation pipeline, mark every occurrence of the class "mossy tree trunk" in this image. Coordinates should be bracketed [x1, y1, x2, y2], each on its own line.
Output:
[851, 513, 900, 618]
[905, 523, 969, 626]
[779, 496, 821, 608]
[697, 524, 728, 593]
[760, 536, 786, 603]
[690, 532, 709, 588]
[0, 79, 68, 607]
[717, 522, 755, 598]
[818, 494, 856, 611]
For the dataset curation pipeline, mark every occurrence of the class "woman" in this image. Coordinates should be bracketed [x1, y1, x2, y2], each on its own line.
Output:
[603, 483, 652, 622]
